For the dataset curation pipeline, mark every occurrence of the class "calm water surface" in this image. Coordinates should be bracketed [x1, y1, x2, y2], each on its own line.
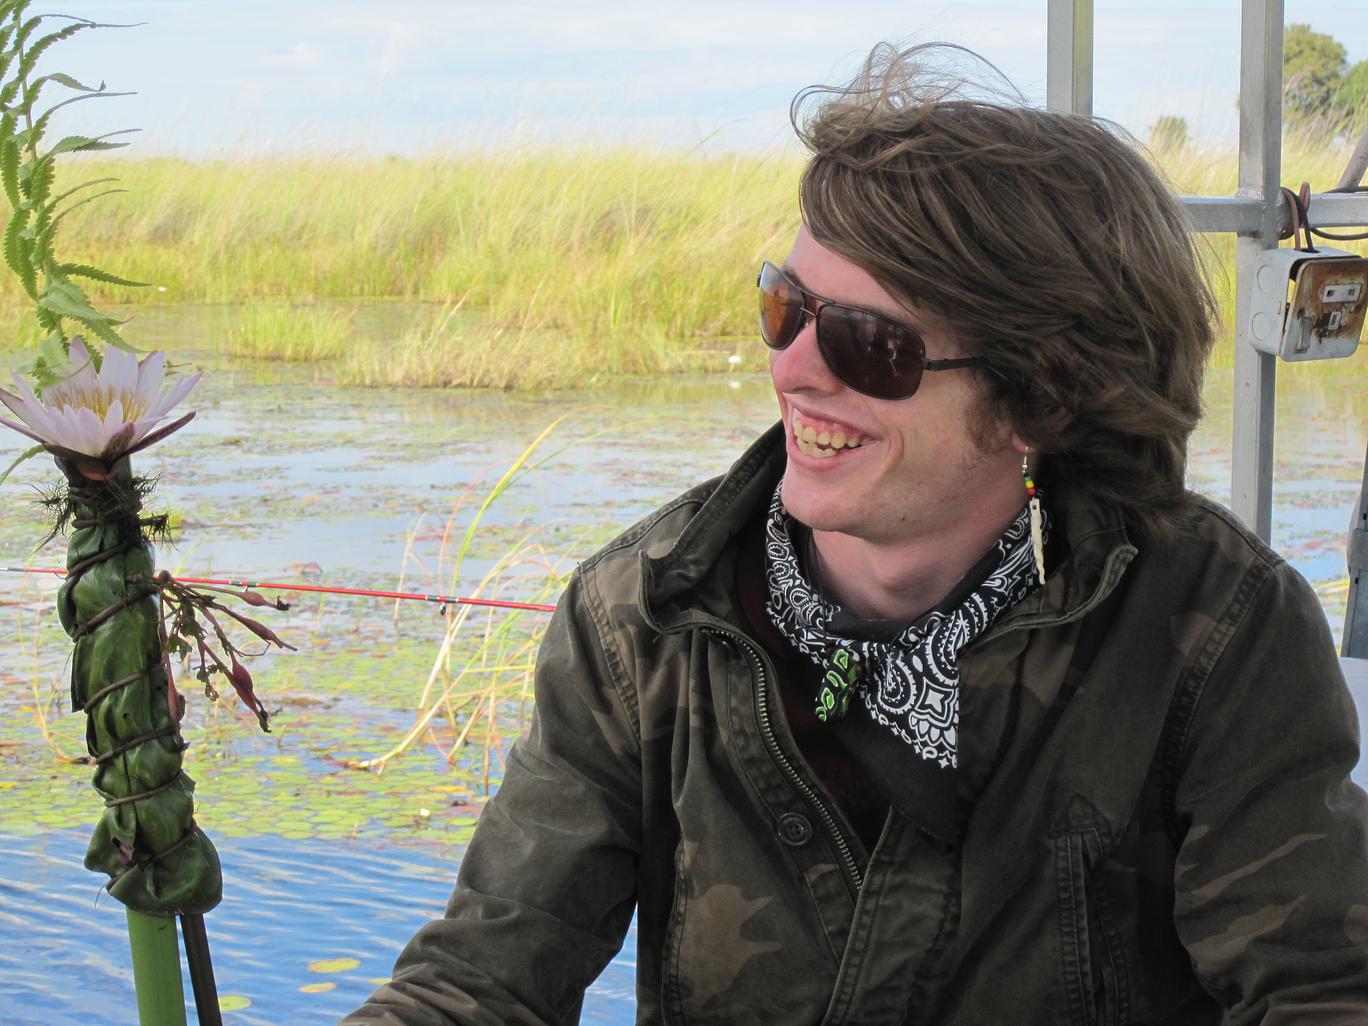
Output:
[1, 308, 1365, 1023]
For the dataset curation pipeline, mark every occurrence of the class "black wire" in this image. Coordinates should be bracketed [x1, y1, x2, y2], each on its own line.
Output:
[1284, 186, 1314, 251]
[1308, 185, 1368, 241]
[1310, 226, 1368, 241]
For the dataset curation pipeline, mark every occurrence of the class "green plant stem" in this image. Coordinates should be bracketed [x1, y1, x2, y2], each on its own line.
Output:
[126, 908, 188, 1026]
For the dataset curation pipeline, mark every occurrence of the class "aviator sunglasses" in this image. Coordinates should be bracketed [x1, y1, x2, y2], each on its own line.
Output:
[757, 261, 991, 400]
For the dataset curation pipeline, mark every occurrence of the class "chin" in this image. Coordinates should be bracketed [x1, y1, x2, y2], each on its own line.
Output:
[778, 474, 853, 534]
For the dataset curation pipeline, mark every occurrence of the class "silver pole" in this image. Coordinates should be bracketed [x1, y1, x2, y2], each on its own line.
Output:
[1046, 0, 1094, 115]
[1230, 0, 1284, 541]
[1335, 123, 1368, 192]
[1346, 441, 1368, 658]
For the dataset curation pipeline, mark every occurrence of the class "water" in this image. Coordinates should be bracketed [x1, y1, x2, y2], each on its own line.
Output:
[0, 830, 637, 1025]
[0, 308, 1365, 1023]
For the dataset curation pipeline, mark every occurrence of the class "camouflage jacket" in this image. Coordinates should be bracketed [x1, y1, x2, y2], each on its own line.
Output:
[344, 425, 1368, 1026]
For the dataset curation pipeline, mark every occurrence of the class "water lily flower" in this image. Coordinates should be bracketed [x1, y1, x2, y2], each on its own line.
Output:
[0, 337, 201, 478]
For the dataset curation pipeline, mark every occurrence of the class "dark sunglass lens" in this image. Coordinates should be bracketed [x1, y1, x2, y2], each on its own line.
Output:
[757, 264, 805, 350]
[818, 306, 924, 399]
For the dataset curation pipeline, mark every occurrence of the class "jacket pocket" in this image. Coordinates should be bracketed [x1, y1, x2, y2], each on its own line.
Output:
[1054, 809, 1130, 1026]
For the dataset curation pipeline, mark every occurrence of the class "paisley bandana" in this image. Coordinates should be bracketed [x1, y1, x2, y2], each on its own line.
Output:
[764, 483, 1045, 770]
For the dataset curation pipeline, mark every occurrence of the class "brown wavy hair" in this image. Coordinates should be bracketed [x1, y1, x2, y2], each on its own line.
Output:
[793, 43, 1218, 542]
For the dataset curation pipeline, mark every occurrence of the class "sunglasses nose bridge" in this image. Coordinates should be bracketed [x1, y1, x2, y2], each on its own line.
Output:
[769, 303, 845, 396]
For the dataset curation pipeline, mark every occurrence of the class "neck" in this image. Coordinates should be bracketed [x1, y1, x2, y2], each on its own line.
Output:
[810, 505, 1024, 622]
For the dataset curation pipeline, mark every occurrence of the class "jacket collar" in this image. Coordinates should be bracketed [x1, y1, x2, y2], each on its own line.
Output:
[640, 423, 1137, 635]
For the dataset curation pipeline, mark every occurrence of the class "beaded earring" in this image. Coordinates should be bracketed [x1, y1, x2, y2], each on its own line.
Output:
[1023, 453, 1046, 586]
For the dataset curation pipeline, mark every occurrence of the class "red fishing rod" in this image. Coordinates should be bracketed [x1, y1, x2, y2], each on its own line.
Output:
[0, 567, 558, 613]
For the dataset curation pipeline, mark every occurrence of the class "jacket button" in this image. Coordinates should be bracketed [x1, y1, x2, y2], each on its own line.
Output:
[778, 812, 813, 847]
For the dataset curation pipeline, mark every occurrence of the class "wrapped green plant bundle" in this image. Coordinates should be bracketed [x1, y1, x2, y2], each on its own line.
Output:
[4, 340, 285, 920]
[56, 458, 222, 915]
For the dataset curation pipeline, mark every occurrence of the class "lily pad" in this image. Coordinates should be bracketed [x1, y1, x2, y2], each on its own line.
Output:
[308, 956, 360, 974]
[218, 994, 252, 1012]
[299, 981, 336, 993]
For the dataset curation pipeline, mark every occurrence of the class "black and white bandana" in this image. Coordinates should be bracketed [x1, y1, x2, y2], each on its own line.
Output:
[764, 482, 1045, 770]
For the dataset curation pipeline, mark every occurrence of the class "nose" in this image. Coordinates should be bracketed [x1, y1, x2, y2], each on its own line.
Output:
[769, 312, 840, 396]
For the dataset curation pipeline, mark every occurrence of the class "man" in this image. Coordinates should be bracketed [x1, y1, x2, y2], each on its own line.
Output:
[346, 44, 1368, 1025]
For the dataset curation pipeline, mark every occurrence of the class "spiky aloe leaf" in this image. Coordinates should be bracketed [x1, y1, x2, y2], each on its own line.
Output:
[4, 204, 35, 297]
[38, 278, 121, 322]
[31, 89, 133, 145]
[30, 90, 133, 144]
[0, 135, 18, 208]
[37, 189, 125, 268]
[27, 70, 104, 95]
[0, 14, 42, 109]
[15, 18, 103, 86]
[48, 175, 119, 208]
[49, 187, 128, 226]
[23, 329, 70, 391]
[76, 317, 134, 352]
[24, 152, 51, 203]
[42, 128, 136, 160]
[0, 27, 16, 84]
[58, 262, 147, 288]
[0, 3, 146, 366]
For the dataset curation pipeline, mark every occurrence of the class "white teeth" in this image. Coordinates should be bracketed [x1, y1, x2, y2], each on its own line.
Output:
[792, 412, 867, 455]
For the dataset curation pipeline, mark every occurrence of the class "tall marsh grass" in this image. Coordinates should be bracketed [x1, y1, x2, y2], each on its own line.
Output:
[39, 149, 801, 384]
[226, 300, 354, 362]
[9, 139, 1364, 386]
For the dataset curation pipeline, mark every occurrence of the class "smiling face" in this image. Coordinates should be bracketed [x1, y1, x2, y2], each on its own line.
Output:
[771, 227, 1027, 549]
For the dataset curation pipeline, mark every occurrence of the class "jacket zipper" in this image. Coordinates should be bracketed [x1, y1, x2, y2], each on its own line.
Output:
[705, 626, 864, 892]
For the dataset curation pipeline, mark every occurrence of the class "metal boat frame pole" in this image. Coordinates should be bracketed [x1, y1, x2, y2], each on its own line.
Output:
[1046, 0, 1368, 657]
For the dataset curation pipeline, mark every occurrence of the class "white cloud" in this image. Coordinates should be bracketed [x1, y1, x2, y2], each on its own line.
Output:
[260, 42, 326, 69]
[377, 22, 422, 79]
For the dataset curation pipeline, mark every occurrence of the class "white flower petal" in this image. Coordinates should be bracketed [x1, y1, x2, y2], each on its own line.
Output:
[0, 344, 198, 461]
[136, 351, 166, 409]
[71, 406, 110, 457]
[61, 409, 100, 454]
[102, 397, 126, 436]
[0, 383, 41, 429]
[2, 376, 59, 440]
[64, 338, 100, 396]
[0, 414, 50, 447]
[102, 347, 139, 408]
[149, 370, 202, 420]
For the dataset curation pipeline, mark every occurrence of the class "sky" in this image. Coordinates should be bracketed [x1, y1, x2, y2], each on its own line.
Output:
[44, 1, 1368, 156]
